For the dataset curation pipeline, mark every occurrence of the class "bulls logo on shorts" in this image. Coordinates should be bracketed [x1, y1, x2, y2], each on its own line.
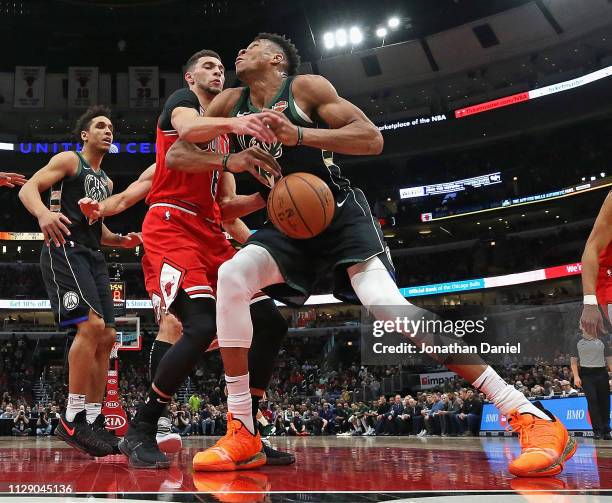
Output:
[63, 291, 79, 311]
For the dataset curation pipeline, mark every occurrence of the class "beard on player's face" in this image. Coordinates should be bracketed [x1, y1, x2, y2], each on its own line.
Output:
[198, 82, 223, 95]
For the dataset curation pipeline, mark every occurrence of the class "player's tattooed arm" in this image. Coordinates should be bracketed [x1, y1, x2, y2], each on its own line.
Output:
[217, 171, 266, 222]
[79, 163, 155, 219]
[173, 88, 276, 145]
[19, 151, 78, 247]
[100, 224, 142, 249]
[580, 191, 612, 336]
[260, 74, 383, 155]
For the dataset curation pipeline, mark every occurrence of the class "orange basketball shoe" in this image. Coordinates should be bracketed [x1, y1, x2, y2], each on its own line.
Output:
[507, 403, 577, 477]
[193, 413, 266, 472]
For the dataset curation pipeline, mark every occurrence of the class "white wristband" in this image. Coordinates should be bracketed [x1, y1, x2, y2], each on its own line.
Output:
[583, 295, 598, 305]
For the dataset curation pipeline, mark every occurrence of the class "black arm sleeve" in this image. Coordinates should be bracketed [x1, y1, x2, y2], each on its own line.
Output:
[158, 88, 201, 131]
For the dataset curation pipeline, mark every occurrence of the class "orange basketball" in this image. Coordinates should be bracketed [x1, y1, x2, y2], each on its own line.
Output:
[267, 173, 335, 239]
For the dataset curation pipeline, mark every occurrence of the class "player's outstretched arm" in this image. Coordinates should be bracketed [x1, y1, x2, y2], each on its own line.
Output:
[580, 191, 612, 336]
[168, 138, 281, 186]
[172, 88, 277, 145]
[79, 163, 155, 219]
[222, 218, 251, 245]
[19, 151, 77, 247]
[216, 171, 266, 222]
[165, 139, 224, 173]
[101, 224, 142, 249]
[260, 74, 383, 156]
[0, 172, 27, 188]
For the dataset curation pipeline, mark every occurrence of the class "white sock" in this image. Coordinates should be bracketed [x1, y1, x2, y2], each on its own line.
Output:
[473, 366, 550, 420]
[85, 403, 102, 424]
[66, 394, 86, 422]
[226, 373, 255, 435]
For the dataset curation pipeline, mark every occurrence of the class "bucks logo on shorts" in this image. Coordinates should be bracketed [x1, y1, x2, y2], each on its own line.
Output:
[63, 291, 79, 311]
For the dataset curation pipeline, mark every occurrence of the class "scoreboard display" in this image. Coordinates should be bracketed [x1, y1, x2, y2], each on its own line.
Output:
[110, 280, 126, 317]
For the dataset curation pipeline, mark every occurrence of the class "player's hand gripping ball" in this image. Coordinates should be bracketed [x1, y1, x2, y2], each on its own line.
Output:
[267, 173, 335, 239]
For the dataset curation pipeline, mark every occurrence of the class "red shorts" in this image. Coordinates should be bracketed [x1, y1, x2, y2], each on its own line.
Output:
[142, 203, 236, 320]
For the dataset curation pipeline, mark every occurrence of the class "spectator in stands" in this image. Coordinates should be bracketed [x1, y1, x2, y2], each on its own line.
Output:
[188, 392, 201, 416]
[445, 391, 463, 436]
[559, 380, 579, 396]
[170, 404, 192, 436]
[190, 410, 201, 436]
[289, 410, 307, 436]
[402, 397, 422, 436]
[36, 406, 51, 436]
[200, 405, 215, 436]
[334, 402, 350, 435]
[454, 389, 482, 436]
[423, 393, 446, 436]
[1, 403, 15, 419]
[374, 396, 391, 435]
[319, 402, 335, 434]
[384, 394, 405, 435]
[307, 410, 327, 436]
[12, 406, 30, 436]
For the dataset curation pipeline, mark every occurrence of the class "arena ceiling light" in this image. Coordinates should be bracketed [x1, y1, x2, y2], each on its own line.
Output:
[335, 28, 348, 47]
[388, 16, 400, 29]
[323, 31, 335, 49]
[376, 27, 388, 38]
[349, 26, 363, 45]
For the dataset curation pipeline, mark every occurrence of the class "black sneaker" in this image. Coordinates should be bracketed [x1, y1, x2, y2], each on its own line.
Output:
[55, 410, 113, 457]
[261, 438, 295, 466]
[119, 419, 171, 469]
[92, 414, 121, 454]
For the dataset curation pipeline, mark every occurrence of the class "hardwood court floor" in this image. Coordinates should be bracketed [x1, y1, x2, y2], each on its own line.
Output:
[0, 435, 609, 501]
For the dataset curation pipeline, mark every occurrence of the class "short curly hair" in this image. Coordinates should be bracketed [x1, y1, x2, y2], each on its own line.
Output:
[254, 32, 301, 76]
[74, 105, 111, 138]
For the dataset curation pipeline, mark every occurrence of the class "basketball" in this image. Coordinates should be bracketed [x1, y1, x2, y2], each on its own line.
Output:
[267, 173, 335, 239]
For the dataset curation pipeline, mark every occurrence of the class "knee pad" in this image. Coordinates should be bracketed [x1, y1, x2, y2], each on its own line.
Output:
[249, 298, 288, 390]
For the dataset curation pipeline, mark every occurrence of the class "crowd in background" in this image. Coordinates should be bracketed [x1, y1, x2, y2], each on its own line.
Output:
[0, 329, 608, 437]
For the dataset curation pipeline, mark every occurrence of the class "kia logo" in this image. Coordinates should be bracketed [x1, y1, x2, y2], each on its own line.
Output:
[105, 401, 120, 408]
[107, 390, 118, 396]
[108, 379, 117, 385]
[105, 415, 127, 429]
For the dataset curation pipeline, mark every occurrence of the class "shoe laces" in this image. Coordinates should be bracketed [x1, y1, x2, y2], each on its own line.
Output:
[507, 412, 557, 451]
[216, 414, 255, 456]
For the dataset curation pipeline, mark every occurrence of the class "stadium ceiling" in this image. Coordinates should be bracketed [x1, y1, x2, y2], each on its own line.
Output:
[0, 0, 533, 71]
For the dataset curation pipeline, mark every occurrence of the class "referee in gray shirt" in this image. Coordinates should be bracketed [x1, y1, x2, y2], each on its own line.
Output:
[570, 333, 612, 439]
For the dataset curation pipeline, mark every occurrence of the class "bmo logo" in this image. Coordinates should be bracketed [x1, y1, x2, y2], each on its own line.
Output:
[108, 379, 117, 385]
[105, 401, 120, 408]
[567, 409, 585, 421]
[105, 414, 127, 430]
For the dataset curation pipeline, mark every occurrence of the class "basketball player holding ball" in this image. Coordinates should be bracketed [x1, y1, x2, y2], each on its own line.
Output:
[175, 33, 575, 477]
